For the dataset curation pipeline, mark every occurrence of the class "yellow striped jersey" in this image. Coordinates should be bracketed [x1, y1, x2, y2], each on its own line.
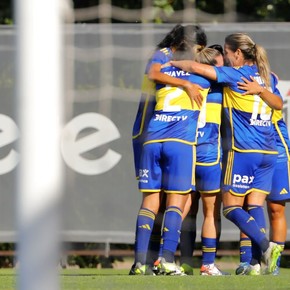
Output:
[215, 65, 282, 153]
[144, 65, 210, 145]
[272, 110, 290, 162]
[196, 82, 223, 164]
[132, 48, 173, 139]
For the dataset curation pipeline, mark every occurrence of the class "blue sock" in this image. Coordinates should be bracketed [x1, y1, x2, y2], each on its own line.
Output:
[162, 206, 183, 263]
[202, 237, 217, 265]
[134, 208, 155, 264]
[248, 205, 266, 263]
[223, 206, 268, 249]
[146, 211, 163, 265]
[239, 237, 252, 263]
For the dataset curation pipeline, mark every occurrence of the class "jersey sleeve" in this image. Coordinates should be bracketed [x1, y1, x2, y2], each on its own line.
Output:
[151, 48, 172, 65]
[214, 66, 239, 85]
[270, 72, 283, 99]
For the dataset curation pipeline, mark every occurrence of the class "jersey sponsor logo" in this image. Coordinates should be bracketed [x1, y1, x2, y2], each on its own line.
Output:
[139, 179, 148, 183]
[139, 168, 149, 178]
[197, 130, 205, 138]
[233, 174, 254, 188]
[139, 168, 149, 183]
[164, 70, 190, 77]
[249, 118, 271, 126]
[154, 114, 188, 122]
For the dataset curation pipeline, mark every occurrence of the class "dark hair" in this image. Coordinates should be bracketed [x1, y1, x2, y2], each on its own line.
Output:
[157, 24, 207, 52]
[172, 50, 195, 61]
[208, 44, 224, 55]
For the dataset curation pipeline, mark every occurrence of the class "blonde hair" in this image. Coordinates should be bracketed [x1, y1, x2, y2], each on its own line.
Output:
[225, 33, 271, 87]
[195, 47, 222, 65]
[193, 44, 206, 55]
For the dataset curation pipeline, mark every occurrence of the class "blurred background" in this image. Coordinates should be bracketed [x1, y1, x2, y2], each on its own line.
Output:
[0, 0, 289, 269]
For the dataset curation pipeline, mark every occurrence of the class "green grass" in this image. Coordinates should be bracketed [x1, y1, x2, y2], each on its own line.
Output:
[1, 267, 290, 290]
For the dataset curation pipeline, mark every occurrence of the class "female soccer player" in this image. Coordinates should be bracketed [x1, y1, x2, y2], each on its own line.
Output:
[235, 76, 290, 275]
[136, 52, 211, 275]
[179, 46, 226, 276]
[170, 32, 283, 274]
[130, 24, 207, 275]
[132, 24, 206, 180]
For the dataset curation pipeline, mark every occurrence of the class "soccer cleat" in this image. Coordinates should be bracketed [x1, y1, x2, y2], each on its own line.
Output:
[235, 262, 261, 275]
[200, 263, 230, 276]
[152, 258, 161, 275]
[262, 242, 282, 274]
[235, 262, 251, 275]
[129, 262, 155, 275]
[180, 263, 194, 275]
[264, 262, 281, 275]
[247, 264, 261, 276]
[158, 258, 186, 276]
[272, 266, 280, 276]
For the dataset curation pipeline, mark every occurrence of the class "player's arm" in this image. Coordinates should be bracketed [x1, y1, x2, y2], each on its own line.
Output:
[169, 60, 217, 81]
[237, 76, 283, 110]
[148, 62, 203, 108]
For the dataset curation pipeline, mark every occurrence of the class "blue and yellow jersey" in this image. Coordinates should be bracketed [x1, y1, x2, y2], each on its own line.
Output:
[132, 48, 173, 139]
[270, 73, 290, 162]
[196, 82, 223, 164]
[272, 109, 290, 163]
[215, 65, 282, 153]
[144, 66, 210, 145]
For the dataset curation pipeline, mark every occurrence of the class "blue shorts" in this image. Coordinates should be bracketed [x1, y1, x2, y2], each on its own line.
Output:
[196, 162, 221, 194]
[267, 160, 290, 202]
[222, 150, 277, 196]
[139, 141, 195, 194]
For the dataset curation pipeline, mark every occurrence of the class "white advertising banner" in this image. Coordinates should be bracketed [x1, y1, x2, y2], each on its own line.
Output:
[0, 23, 290, 243]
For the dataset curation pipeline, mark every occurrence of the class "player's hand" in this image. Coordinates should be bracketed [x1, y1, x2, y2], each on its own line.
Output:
[184, 82, 203, 108]
[237, 76, 263, 96]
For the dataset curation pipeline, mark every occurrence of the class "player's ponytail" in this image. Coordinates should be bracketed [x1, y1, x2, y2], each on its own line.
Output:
[255, 44, 271, 88]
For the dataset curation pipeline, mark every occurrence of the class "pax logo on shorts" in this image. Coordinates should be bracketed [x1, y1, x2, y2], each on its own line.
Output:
[233, 174, 254, 185]
[139, 168, 149, 178]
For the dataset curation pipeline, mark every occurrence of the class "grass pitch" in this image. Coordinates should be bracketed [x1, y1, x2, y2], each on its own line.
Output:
[0, 267, 290, 290]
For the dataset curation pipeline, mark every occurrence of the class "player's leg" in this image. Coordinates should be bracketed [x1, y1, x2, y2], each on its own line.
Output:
[199, 191, 228, 275]
[222, 151, 281, 274]
[223, 191, 266, 266]
[266, 160, 290, 275]
[194, 162, 226, 275]
[146, 191, 165, 267]
[179, 191, 200, 275]
[130, 143, 162, 275]
[158, 142, 195, 275]
[235, 231, 253, 275]
[267, 200, 286, 275]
